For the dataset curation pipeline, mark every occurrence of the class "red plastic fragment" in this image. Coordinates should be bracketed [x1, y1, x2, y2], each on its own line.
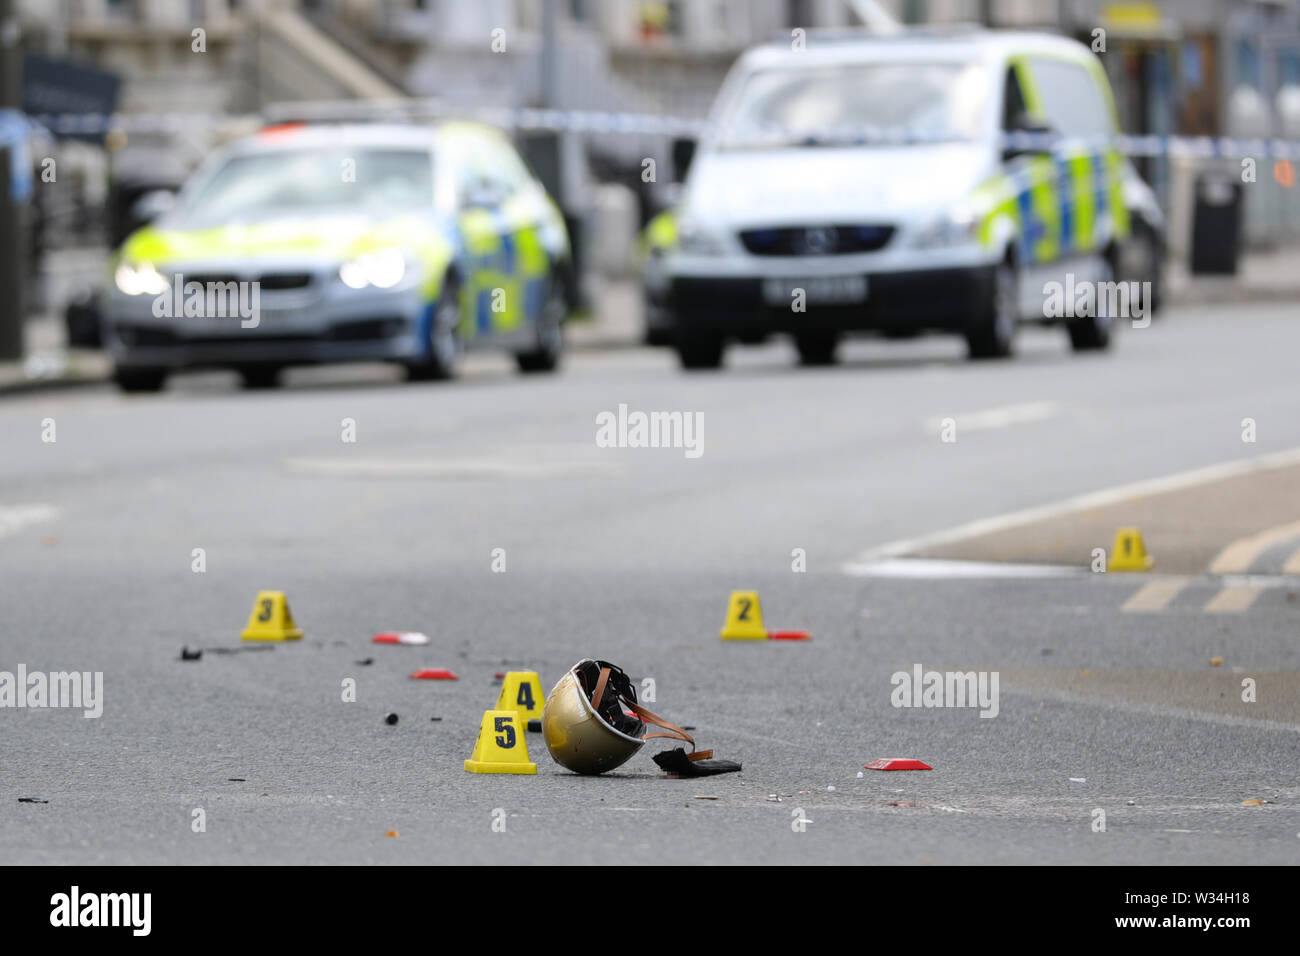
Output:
[768, 630, 812, 641]
[410, 669, 458, 681]
[864, 758, 932, 771]
[372, 631, 430, 646]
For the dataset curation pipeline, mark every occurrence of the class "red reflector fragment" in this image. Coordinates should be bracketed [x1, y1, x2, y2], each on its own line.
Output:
[864, 758, 932, 771]
[373, 631, 430, 646]
[410, 669, 458, 681]
[768, 630, 811, 641]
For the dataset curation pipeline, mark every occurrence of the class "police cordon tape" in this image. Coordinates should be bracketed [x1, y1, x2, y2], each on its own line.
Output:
[25, 102, 1300, 162]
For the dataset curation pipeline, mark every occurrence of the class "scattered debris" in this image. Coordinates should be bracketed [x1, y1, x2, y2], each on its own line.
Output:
[410, 669, 458, 680]
[769, 630, 812, 641]
[385, 713, 399, 725]
[526, 719, 542, 733]
[373, 631, 430, 646]
[1069, 777, 1087, 783]
[17, 797, 48, 803]
[886, 801, 914, 807]
[1241, 798, 1264, 806]
[354, 657, 374, 666]
[385, 830, 399, 837]
[864, 758, 932, 771]
[766, 794, 781, 802]
[1210, 656, 1223, 667]
[826, 785, 836, 792]
[429, 717, 442, 722]
[857, 771, 864, 778]
[180, 646, 203, 661]
[494, 671, 505, 679]
[693, 795, 719, 800]
[1127, 800, 1136, 806]
[682, 725, 696, 731]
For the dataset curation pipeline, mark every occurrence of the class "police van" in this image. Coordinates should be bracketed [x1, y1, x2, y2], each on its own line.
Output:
[648, 28, 1163, 368]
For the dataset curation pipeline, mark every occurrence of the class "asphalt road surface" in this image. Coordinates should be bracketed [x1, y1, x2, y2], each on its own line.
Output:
[2, 301, 1298, 864]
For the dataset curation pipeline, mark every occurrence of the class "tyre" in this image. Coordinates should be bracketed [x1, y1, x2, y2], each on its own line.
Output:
[515, 272, 565, 374]
[966, 258, 1018, 360]
[795, 331, 839, 366]
[237, 365, 283, 389]
[675, 326, 725, 370]
[406, 275, 461, 382]
[1067, 256, 1115, 352]
[113, 367, 167, 393]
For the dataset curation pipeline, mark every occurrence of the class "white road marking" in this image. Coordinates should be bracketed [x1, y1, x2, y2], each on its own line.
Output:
[1203, 584, 1267, 613]
[1122, 577, 1190, 613]
[284, 456, 622, 479]
[0, 504, 59, 538]
[845, 447, 1300, 567]
[1209, 519, 1300, 574]
[923, 400, 1058, 434]
[844, 558, 1085, 579]
[1283, 545, 1300, 576]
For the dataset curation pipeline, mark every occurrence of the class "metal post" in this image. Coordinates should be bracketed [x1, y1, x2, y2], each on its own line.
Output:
[0, 0, 24, 360]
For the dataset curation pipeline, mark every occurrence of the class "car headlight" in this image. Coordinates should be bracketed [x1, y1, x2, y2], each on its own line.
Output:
[677, 219, 727, 257]
[339, 249, 407, 290]
[912, 209, 978, 249]
[114, 262, 170, 296]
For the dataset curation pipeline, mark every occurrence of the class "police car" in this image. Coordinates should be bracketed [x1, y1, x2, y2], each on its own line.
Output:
[649, 28, 1161, 369]
[103, 121, 572, 391]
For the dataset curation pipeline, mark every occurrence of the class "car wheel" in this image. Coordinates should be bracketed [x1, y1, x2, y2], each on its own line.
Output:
[675, 326, 725, 370]
[407, 276, 461, 382]
[1067, 256, 1115, 352]
[795, 331, 839, 366]
[238, 365, 283, 389]
[1123, 220, 1162, 318]
[515, 273, 565, 374]
[967, 257, 1018, 360]
[113, 367, 167, 393]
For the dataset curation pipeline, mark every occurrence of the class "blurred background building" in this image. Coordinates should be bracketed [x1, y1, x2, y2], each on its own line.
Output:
[3, 0, 1299, 350]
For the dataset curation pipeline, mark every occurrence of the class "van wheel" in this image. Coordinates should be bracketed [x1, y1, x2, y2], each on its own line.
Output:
[407, 276, 461, 381]
[515, 272, 565, 373]
[1068, 257, 1115, 352]
[113, 367, 167, 393]
[238, 365, 283, 389]
[967, 258, 1018, 360]
[675, 327, 725, 370]
[795, 331, 839, 366]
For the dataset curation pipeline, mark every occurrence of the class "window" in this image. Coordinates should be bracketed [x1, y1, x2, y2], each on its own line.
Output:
[1024, 58, 1114, 139]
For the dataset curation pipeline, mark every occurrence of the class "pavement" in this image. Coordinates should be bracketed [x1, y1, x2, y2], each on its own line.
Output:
[1, 296, 1298, 864]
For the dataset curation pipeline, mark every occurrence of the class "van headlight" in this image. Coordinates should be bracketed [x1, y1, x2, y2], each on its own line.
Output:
[339, 249, 407, 290]
[677, 219, 727, 257]
[912, 209, 978, 249]
[114, 261, 170, 296]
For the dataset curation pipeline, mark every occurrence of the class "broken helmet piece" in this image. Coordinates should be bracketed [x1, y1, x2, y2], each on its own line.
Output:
[542, 658, 703, 775]
[652, 748, 742, 777]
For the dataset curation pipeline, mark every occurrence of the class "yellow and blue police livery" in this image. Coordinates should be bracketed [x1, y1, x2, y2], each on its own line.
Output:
[103, 121, 571, 391]
[652, 28, 1160, 369]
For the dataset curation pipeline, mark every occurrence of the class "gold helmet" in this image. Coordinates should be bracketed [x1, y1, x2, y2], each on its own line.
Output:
[542, 659, 697, 775]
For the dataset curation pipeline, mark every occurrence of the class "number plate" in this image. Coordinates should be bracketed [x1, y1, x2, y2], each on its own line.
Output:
[762, 275, 868, 306]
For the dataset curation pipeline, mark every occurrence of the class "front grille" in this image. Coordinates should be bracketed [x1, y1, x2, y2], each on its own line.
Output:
[175, 272, 313, 290]
[739, 224, 895, 256]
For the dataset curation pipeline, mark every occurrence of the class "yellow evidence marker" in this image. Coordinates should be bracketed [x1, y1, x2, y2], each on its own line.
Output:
[494, 671, 545, 728]
[240, 590, 303, 641]
[464, 710, 536, 774]
[1109, 527, 1154, 572]
[720, 590, 768, 641]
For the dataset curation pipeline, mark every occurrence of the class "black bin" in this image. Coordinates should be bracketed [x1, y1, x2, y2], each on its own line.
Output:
[1190, 174, 1242, 275]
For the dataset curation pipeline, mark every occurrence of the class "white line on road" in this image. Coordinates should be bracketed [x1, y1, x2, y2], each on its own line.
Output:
[0, 504, 59, 538]
[923, 400, 1058, 434]
[284, 457, 622, 479]
[1209, 519, 1300, 574]
[844, 558, 1086, 579]
[1203, 584, 1267, 613]
[845, 447, 1300, 567]
[1121, 577, 1191, 613]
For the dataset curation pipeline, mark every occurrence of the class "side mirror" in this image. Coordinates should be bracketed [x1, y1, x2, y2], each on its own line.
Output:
[671, 136, 697, 182]
[129, 189, 176, 225]
[1002, 115, 1056, 160]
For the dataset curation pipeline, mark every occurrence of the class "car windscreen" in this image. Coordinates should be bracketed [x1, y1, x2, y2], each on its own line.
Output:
[715, 61, 990, 149]
[175, 148, 435, 226]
